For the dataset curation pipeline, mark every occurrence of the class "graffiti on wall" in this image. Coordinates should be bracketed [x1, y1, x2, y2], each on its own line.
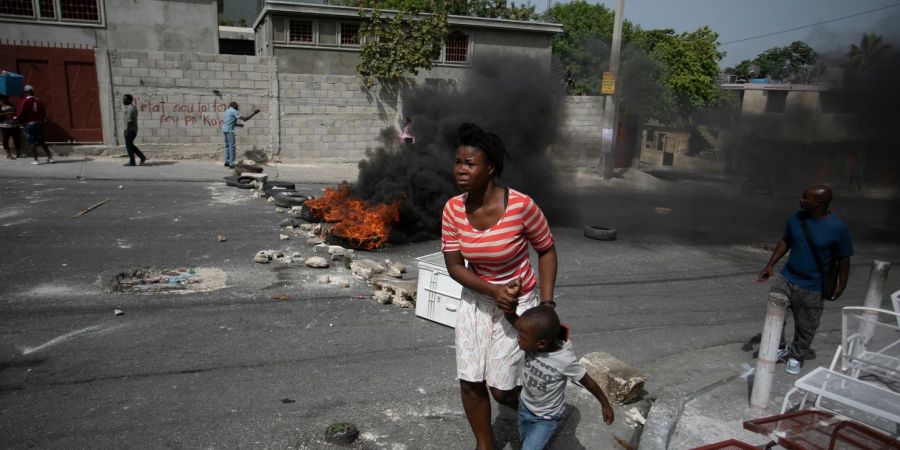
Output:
[132, 97, 243, 127]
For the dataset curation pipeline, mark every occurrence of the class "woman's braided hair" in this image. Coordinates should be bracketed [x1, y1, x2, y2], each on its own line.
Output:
[457, 122, 508, 177]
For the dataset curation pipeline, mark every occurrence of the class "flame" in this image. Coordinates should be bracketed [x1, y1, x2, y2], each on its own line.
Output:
[304, 183, 401, 250]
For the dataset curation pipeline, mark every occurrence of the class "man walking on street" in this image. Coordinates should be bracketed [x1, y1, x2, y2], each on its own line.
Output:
[122, 94, 145, 166]
[758, 185, 853, 375]
[14, 85, 53, 165]
[222, 102, 260, 169]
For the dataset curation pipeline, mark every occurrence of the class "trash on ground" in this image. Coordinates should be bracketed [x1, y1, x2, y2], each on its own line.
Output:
[114, 309, 124, 316]
[273, 293, 290, 301]
[73, 198, 111, 218]
[216, 235, 227, 242]
[109, 267, 226, 295]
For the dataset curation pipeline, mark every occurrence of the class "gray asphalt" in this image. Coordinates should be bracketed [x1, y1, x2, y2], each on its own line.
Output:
[1, 170, 898, 449]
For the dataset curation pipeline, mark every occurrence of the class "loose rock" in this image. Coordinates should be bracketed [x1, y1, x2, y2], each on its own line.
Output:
[305, 256, 329, 268]
[317, 274, 330, 284]
[114, 309, 124, 316]
[306, 237, 324, 245]
[291, 252, 302, 260]
[328, 245, 346, 257]
[373, 289, 393, 304]
[324, 423, 359, 446]
[335, 278, 350, 288]
[314, 243, 330, 254]
[279, 234, 289, 241]
[266, 196, 275, 203]
[350, 259, 385, 281]
[216, 235, 227, 242]
[579, 352, 648, 406]
[254, 251, 271, 264]
[275, 207, 284, 214]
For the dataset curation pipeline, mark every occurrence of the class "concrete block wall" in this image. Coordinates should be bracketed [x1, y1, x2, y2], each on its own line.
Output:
[558, 96, 605, 162]
[277, 73, 400, 162]
[105, 49, 272, 158]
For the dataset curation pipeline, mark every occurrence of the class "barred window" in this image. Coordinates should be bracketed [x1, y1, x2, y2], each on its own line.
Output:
[340, 22, 359, 46]
[445, 31, 469, 63]
[39, 0, 55, 18]
[0, 0, 101, 22]
[289, 20, 314, 43]
[0, 0, 36, 17]
[60, 0, 99, 21]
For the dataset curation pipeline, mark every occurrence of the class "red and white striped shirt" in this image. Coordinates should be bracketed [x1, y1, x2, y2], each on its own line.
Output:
[441, 188, 554, 295]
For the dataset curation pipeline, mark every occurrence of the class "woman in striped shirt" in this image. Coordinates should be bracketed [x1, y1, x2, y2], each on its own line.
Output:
[442, 123, 558, 450]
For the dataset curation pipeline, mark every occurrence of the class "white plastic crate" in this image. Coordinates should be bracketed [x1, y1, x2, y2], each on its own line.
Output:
[415, 252, 463, 328]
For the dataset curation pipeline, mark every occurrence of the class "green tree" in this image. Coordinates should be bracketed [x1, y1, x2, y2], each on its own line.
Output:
[542, 0, 638, 95]
[356, 0, 448, 87]
[844, 33, 891, 83]
[727, 41, 820, 83]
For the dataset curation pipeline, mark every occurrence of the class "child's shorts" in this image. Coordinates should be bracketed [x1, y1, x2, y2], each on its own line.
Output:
[455, 287, 539, 390]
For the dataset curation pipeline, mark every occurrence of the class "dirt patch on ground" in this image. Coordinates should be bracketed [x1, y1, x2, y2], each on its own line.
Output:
[109, 267, 227, 294]
[207, 183, 253, 206]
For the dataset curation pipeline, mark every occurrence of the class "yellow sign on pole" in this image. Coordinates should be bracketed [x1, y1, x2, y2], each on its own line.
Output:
[601, 71, 616, 95]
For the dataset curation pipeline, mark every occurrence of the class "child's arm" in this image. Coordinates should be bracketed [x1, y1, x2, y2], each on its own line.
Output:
[579, 373, 614, 425]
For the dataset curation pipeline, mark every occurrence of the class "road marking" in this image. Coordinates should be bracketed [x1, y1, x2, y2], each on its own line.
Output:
[22, 324, 124, 355]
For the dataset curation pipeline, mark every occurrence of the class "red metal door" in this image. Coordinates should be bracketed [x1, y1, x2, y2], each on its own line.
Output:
[64, 62, 101, 136]
[0, 45, 101, 143]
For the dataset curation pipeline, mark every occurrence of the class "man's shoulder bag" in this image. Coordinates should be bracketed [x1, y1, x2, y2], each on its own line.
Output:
[799, 218, 838, 299]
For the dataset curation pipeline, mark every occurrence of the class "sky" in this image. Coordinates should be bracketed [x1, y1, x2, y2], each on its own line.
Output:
[224, 0, 900, 68]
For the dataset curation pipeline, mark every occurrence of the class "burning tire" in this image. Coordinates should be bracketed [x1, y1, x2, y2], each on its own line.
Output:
[273, 191, 309, 208]
[584, 225, 617, 241]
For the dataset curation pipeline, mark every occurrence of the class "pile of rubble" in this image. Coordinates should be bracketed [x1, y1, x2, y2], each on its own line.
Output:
[223, 161, 417, 308]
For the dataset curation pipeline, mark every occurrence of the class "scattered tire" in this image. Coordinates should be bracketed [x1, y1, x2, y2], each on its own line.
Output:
[584, 225, 617, 241]
[233, 176, 256, 190]
[273, 191, 309, 208]
[223, 176, 238, 187]
[263, 181, 296, 191]
[264, 187, 295, 198]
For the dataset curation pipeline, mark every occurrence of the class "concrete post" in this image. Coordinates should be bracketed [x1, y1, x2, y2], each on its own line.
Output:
[750, 291, 787, 413]
[598, 0, 624, 180]
[94, 47, 117, 146]
[859, 261, 890, 345]
[269, 57, 281, 159]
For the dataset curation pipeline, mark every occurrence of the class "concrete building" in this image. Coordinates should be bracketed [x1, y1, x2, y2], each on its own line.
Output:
[638, 125, 727, 173]
[0, 0, 219, 143]
[0, 0, 220, 53]
[252, 1, 559, 76]
[0, 0, 611, 165]
[721, 83, 863, 145]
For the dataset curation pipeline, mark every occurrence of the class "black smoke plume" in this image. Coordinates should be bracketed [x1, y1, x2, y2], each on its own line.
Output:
[352, 53, 566, 242]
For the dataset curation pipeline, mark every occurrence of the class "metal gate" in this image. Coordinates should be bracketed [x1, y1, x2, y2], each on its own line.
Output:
[0, 43, 102, 143]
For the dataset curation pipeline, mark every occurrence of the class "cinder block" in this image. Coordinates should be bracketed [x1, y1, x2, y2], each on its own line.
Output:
[223, 63, 239, 72]
[166, 69, 183, 79]
[207, 62, 224, 71]
[579, 352, 648, 406]
[120, 58, 139, 68]
[131, 67, 149, 77]
[112, 67, 132, 77]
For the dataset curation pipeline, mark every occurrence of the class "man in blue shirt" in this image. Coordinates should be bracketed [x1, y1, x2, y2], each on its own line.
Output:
[759, 185, 853, 374]
[222, 102, 260, 168]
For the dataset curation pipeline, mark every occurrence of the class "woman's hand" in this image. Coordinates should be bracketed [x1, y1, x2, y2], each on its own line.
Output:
[491, 283, 518, 315]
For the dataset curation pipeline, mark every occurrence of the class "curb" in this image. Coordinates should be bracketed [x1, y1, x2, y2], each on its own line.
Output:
[639, 386, 685, 450]
[638, 369, 745, 449]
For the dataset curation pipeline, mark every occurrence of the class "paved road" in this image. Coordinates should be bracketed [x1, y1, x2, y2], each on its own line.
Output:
[0, 174, 897, 449]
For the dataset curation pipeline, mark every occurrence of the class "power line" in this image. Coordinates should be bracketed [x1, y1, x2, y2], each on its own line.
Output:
[720, 3, 900, 45]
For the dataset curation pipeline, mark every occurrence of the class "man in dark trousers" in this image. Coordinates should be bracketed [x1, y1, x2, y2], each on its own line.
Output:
[122, 94, 146, 166]
[758, 185, 853, 374]
[14, 85, 53, 165]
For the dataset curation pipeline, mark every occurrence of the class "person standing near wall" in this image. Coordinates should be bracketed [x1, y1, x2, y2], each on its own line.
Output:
[0, 94, 21, 159]
[400, 117, 415, 144]
[14, 85, 53, 165]
[122, 94, 146, 167]
[221, 102, 260, 169]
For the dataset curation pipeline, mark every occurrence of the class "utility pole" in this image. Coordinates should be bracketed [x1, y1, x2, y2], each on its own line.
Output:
[599, 0, 624, 179]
